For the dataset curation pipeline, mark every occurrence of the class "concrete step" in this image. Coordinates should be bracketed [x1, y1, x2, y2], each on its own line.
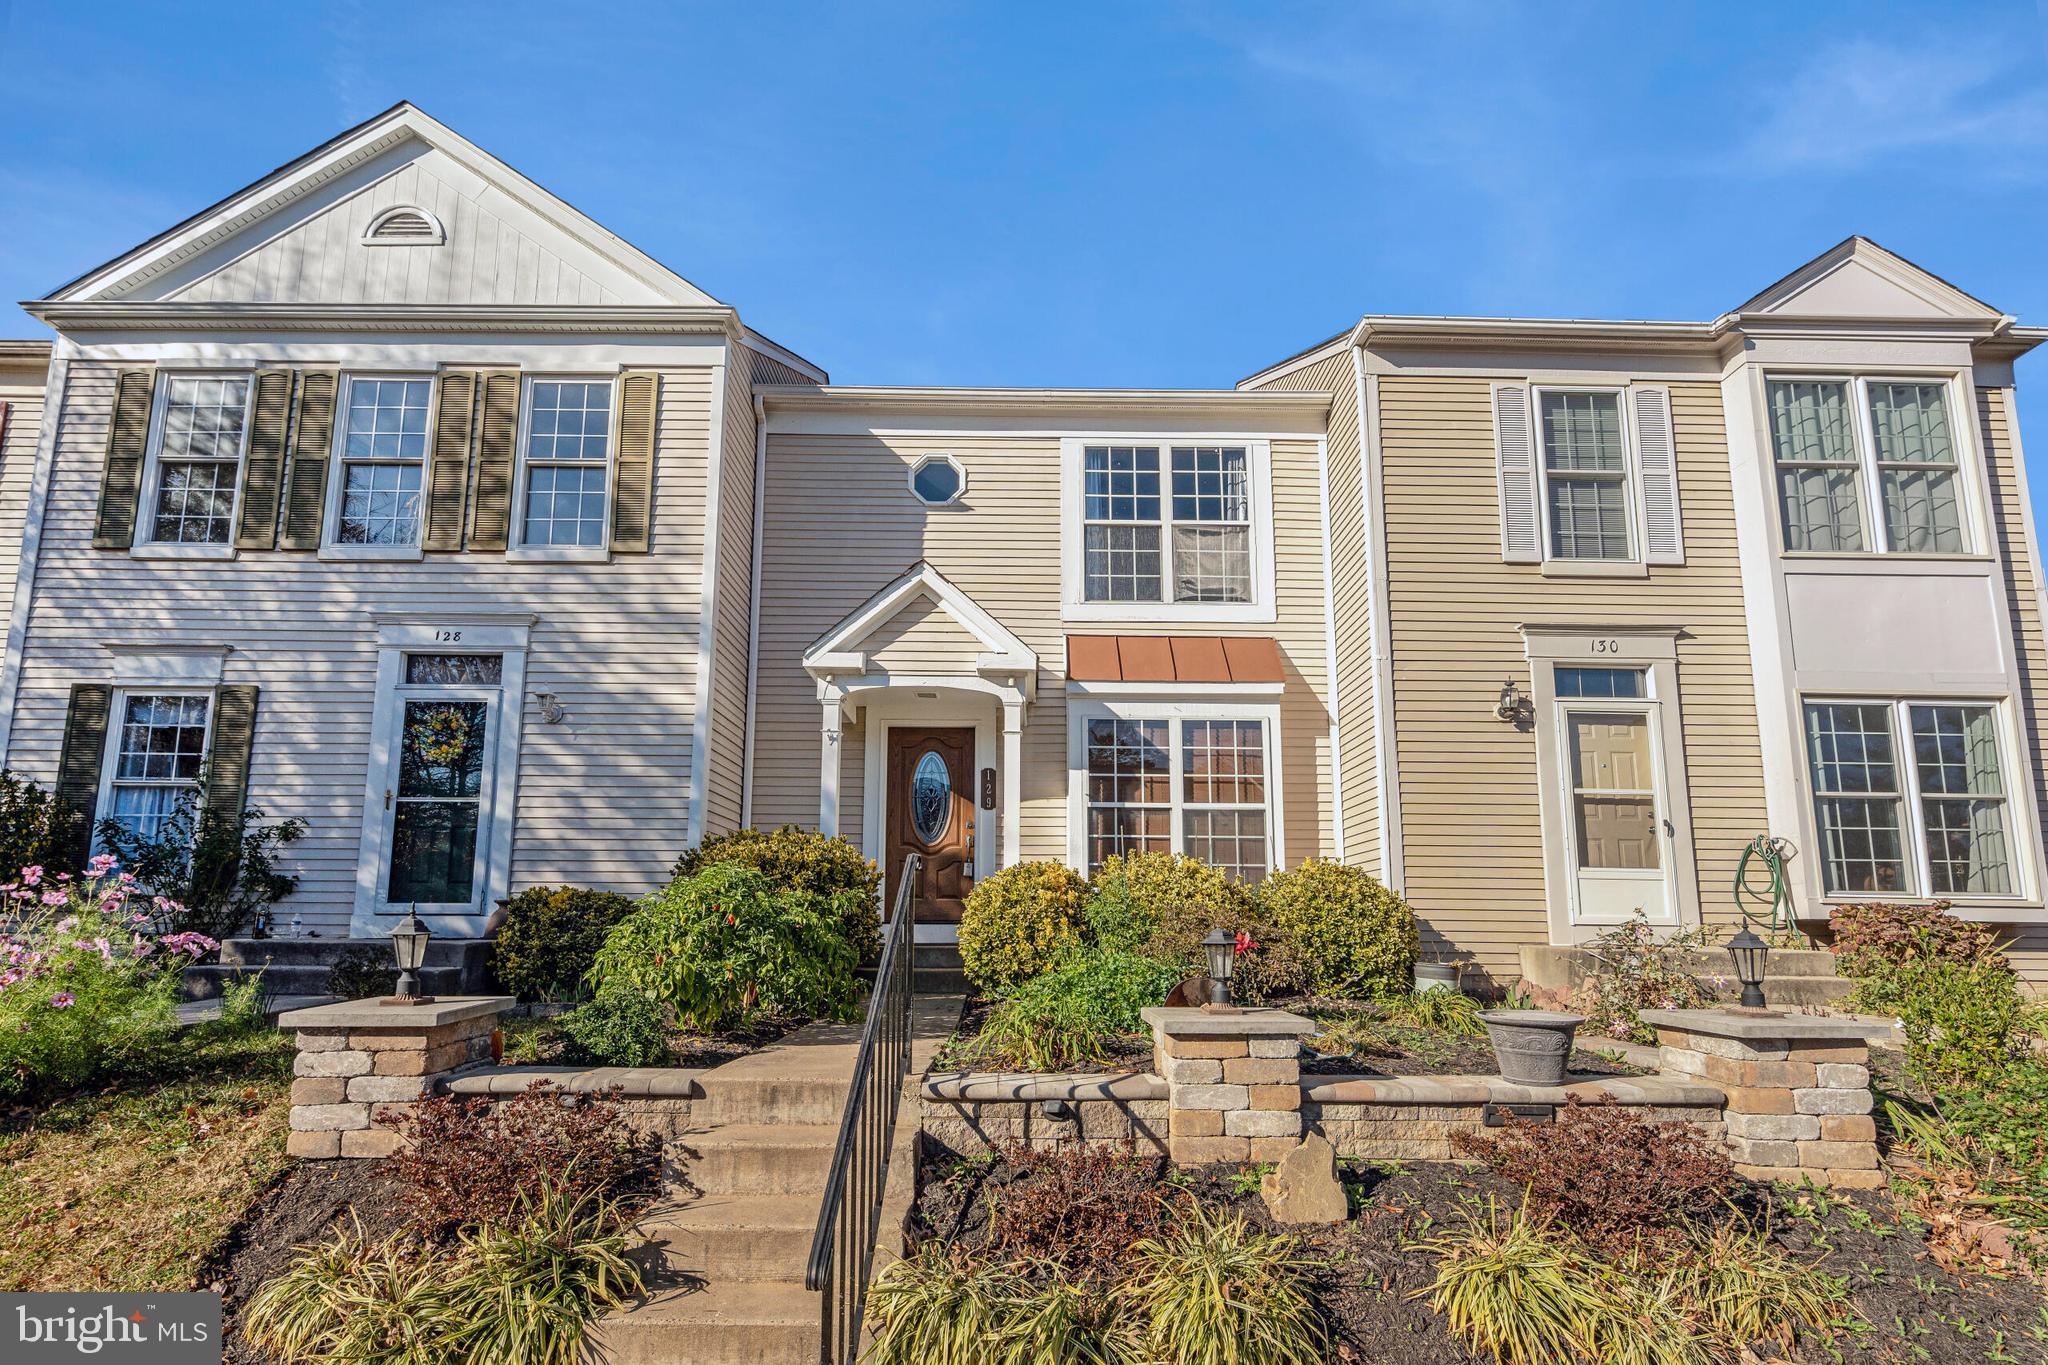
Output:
[1759, 974, 1854, 1007]
[586, 1280, 819, 1365]
[1521, 943, 1841, 995]
[692, 1075, 852, 1127]
[643, 1193, 819, 1282]
[684, 1124, 839, 1196]
[181, 961, 471, 1002]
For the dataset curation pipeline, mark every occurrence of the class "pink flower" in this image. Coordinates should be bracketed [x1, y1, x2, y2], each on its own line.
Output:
[87, 854, 118, 877]
[39, 890, 65, 907]
[1233, 930, 1259, 957]
[48, 991, 73, 1009]
[19, 866, 42, 887]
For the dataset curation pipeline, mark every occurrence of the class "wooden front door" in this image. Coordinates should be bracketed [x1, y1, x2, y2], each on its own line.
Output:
[885, 727, 976, 924]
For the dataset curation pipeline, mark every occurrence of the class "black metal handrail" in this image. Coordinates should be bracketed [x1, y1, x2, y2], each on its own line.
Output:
[806, 851, 921, 1363]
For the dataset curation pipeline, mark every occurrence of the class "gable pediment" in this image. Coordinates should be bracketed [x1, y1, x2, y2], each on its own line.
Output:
[1738, 237, 2000, 322]
[45, 103, 719, 310]
[804, 562, 1036, 683]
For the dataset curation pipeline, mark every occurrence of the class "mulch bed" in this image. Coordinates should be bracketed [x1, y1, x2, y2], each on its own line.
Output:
[911, 1147, 2048, 1363]
[200, 1158, 409, 1365]
[503, 1011, 804, 1070]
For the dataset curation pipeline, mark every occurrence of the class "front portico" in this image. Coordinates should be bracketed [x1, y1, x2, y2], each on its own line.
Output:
[802, 562, 1037, 938]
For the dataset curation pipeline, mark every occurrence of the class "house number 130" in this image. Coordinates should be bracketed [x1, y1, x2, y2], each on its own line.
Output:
[1589, 639, 1620, 654]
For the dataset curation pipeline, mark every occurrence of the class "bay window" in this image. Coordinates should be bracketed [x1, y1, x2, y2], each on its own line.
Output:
[1804, 699, 2015, 897]
[1768, 377, 1970, 555]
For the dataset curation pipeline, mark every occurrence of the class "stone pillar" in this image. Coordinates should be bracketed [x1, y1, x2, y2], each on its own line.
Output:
[1652, 1008, 1880, 1190]
[1142, 1006, 1316, 1166]
[280, 996, 513, 1160]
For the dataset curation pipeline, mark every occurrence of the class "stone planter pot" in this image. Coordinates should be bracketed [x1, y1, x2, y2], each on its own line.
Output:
[1477, 1009, 1584, 1086]
[1414, 961, 1460, 993]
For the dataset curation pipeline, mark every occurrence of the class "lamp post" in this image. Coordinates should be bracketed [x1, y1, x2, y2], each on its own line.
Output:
[1725, 923, 1771, 1011]
[1202, 928, 1240, 1014]
[384, 905, 435, 1006]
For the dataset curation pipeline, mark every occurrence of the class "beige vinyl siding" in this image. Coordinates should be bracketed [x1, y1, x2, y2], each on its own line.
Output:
[699, 351, 757, 837]
[865, 596, 988, 672]
[751, 429, 1335, 868]
[1242, 350, 1377, 868]
[1979, 387, 2048, 986]
[1378, 376, 1764, 979]
[0, 361, 48, 644]
[6, 360, 715, 931]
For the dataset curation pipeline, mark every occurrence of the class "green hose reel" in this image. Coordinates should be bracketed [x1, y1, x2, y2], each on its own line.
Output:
[1733, 834, 1801, 939]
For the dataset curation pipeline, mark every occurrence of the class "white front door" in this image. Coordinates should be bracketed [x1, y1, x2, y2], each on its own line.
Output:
[1560, 704, 1675, 925]
[371, 654, 506, 923]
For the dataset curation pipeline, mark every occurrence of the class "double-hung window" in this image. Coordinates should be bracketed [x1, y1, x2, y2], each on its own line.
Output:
[1538, 390, 1632, 561]
[143, 375, 251, 546]
[100, 692, 212, 843]
[1768, 377, 1970, 555]
[1803, 699, 2016, 897]
[1077, 443, 1261, 610]
[1076, 707, 1275, 882]
[333, 376, 432, 547]
[518, 379, 614, 550]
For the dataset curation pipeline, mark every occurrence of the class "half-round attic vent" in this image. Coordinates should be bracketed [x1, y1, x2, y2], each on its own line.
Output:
[363, 205, 446, 246]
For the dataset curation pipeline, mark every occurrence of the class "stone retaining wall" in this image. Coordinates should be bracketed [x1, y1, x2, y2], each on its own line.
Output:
[1307, 1074, 1727, 1162]
[281, 997, 509, 1158]
[919, 1072, 1168, 1157]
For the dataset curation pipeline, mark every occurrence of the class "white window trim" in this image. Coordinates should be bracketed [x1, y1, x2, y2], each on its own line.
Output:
[1063, 697, 1285, 876]
[1060, 437, 1277, 622]
[908, 452, 967, 506]
[349, 614, 533, 937]
[508, 373, 617, 563]
[92, 685, 215, 856]
[1531, 385, 1645, 572]
[319, 371, 434, 561]
[1802, 694, 2031, 904]
[1766, 371, 1984, 559]
[133, 369, 254, 558]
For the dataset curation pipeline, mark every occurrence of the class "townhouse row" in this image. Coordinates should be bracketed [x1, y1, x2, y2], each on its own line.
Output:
[2, 103, 2042, 983]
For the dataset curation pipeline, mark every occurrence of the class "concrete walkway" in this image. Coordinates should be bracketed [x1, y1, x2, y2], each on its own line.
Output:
[590, 995, 961, 1365]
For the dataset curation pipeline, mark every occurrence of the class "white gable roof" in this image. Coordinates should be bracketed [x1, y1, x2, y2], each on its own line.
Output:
[1735, 236, 2001, 322]
[804, 562, 1036, 680]
[42, 102, 721, 309]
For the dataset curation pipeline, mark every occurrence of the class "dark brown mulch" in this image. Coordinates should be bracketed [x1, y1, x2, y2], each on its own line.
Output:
[668, 1015, 806, 1069]
[200, 1158, 408, 1365]
[911, 1147, 2048, 1363]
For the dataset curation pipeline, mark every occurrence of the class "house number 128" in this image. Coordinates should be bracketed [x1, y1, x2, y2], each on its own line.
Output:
[435, 630, 463, 643]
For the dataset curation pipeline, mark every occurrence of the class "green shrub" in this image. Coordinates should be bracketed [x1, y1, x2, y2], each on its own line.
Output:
[865, 1246, 1130, 1365]
[1568, 914, 1720, 1045]
[1385, 987, 1485, 1037]
[1085, 851, 1304, 1002]
[558, 987, 669, 1067]
[964, 950, 1183, 1071]
[1830, 900, 2008, 1014]
[674, 825, 882, 961]
[0, 770, 79, 882]
[1258, 857, 1417, 999]
[1894, 957, 2035, 1086]
[1890, 1059, 2048, 1229]
[592, 864, 862, 1031]
[957, 860, 1089, 994]
[0, 859, 217, 1100]
[491, 886, 640, 1002]
[326, 945, 398, 999]
[94, 781, 305, 942]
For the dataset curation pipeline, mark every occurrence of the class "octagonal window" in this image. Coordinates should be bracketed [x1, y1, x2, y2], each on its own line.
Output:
[910, 455, 964, 506]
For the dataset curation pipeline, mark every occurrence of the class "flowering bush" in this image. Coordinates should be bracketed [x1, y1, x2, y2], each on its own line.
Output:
[0, 856, 216, 1099]
[1569, 914, 1722, 1045]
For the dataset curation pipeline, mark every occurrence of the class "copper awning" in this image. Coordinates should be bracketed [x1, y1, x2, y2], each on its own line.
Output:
[1065, 634, 1285, 684]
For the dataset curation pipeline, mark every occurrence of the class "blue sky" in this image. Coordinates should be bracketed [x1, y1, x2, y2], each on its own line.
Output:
[3, 2, 2046, 489]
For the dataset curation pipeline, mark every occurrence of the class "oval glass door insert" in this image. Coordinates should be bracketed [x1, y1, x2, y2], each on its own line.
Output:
[910, 750, 952, 843]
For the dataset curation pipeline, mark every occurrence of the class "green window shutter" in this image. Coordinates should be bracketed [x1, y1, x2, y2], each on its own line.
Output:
[280, 370, 339, 551]
[203, 684, 259, 828]
[234, 369, 295, 550]
[424, 371, 477, 552]
[611, 371, 659, 553]
[92, 369, 157, 549]
[468, 370, 521, 551]
[55, 684, 113, 867]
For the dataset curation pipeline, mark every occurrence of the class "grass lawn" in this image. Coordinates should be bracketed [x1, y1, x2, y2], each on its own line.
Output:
[0, 1020, 294, 1291]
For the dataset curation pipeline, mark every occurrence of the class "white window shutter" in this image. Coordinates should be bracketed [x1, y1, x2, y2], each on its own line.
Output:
[1633, 385, 1684, 564]
[1492, 383, 1540, 563]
